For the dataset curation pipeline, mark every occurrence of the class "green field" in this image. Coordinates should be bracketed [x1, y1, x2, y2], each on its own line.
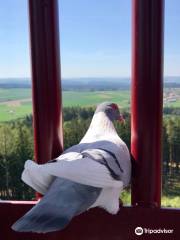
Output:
[0, 88, 32, 102]
[0, 88, 179, 122]
[63, 91, 130, 107]
[0, 89, 130, 122]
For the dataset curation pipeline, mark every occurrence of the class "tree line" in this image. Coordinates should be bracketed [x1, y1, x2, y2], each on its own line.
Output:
[0, 107, 179, 200]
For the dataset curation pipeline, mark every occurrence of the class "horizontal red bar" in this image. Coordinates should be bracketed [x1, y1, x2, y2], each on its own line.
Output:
[0, 202, 179, 240]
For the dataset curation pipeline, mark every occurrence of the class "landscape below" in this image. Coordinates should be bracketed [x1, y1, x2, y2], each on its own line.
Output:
[0, 78, 179, 208]
[0, 88, 179, 122]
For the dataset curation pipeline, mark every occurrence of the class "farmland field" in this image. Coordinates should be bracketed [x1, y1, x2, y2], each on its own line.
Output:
[0, 88, 32, 102]
[0, 89, 130, 122]
[0, 88, 179, 122]
[63, 91, 130, 107]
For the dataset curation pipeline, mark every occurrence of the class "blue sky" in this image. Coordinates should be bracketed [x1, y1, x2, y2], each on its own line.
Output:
[0, 0, 179, 78]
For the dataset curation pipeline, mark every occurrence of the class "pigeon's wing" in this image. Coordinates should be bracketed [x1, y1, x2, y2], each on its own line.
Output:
[22, 157, 123, 193]
[22, 167, 53, 195]
[12, 177, 101, 233]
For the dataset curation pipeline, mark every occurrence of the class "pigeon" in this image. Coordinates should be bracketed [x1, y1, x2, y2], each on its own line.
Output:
[12, 102, 131, 233]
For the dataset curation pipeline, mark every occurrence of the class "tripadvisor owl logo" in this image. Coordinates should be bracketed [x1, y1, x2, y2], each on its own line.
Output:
[135, 227, 143, 235]
[134, 226, 174, 235]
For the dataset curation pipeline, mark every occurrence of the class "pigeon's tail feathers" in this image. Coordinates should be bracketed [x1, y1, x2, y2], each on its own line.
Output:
[11, 202, 71, 233]
[12, 178, 101, 233]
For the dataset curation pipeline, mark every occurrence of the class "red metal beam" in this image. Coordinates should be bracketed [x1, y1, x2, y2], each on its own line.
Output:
[29, 0, 63, 164]
[0, 202, 180, 240]
[131, 0, 164, 207]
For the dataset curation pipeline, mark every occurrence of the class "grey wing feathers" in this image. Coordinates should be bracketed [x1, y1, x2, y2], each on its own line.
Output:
[12, 177, 101, 233]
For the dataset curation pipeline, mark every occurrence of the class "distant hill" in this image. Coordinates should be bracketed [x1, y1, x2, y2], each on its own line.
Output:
[0, 76, 179, 90]
[163, 77, 180, 88]
[0, 78, 31, 88]
[62, 77, 131, 91]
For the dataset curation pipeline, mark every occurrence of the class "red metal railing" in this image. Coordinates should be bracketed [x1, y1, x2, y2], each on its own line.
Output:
[131, 0, 164, 208]
[0, 0, 179, 239]
[29, 0, 63, 164]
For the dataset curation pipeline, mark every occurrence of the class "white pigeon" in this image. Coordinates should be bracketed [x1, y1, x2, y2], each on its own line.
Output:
[12, 102, 131, 233]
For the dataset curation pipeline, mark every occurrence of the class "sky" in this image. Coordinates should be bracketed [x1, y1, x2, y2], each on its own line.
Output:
[0, 0, 179, 79]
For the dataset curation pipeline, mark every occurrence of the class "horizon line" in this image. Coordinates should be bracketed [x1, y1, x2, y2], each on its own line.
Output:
[0, 75, 180, 80]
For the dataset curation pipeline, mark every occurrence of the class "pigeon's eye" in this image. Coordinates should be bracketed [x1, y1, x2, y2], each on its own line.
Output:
[110, 103, 118, 110]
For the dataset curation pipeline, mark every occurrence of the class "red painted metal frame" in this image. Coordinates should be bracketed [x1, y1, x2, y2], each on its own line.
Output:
[0, 202, 180, 240]
[29, 0, 63, 199]
[0, 0, 180, 239]
[29, 0, 63, 164]
[131, 0, 164, 207]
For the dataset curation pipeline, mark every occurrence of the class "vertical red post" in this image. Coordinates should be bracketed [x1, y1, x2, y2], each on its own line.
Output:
[28, 0, 63, 165]
[131, 0, 164, 207]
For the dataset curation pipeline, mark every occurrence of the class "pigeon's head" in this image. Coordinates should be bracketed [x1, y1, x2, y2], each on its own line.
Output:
[96, 102, 125, 123]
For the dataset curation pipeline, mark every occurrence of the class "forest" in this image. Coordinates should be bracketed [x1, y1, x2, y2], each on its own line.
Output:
[0, 107, 179, 206]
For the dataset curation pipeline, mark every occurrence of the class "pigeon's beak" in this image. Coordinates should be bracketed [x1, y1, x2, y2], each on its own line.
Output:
[118, 114, 125, 124]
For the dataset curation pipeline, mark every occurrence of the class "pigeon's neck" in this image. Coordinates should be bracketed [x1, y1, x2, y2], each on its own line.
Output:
[81, 112, 117, 141]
